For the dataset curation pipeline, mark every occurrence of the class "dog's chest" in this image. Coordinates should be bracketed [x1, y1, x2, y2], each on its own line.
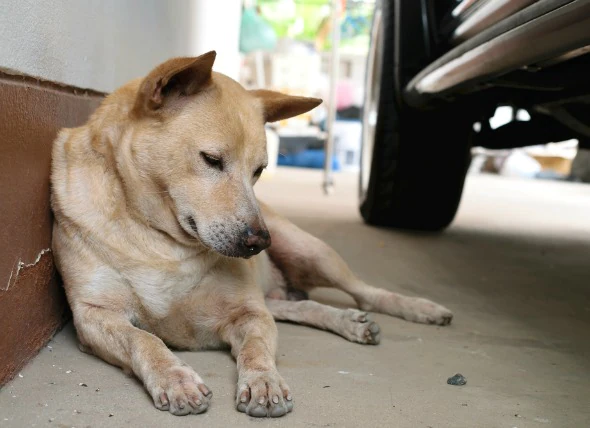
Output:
[122, 250, 217, 319]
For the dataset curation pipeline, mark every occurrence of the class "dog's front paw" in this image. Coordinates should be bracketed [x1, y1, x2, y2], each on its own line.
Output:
[402, 297, 453, 325]
[236, 370, 292, 417]
[149, 365, 212, 416]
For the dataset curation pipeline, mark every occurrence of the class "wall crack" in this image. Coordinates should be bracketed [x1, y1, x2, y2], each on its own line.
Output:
[3, 248, 52, 291]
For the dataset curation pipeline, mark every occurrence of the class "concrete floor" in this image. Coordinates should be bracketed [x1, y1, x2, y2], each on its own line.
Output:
[2, 168, 590, 428]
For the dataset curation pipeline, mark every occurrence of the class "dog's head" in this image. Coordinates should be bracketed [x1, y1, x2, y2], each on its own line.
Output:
[120, 51, 321, 258]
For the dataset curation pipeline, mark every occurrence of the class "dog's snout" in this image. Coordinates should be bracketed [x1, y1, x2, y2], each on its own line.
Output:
[240, 227, 271, 257]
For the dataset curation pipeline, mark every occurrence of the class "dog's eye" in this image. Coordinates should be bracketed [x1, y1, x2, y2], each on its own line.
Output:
[200, 152, 223, 171]
[253, 166, 265, 178]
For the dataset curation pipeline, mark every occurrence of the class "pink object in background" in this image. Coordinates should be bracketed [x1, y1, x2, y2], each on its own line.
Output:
[336, 80, 355, 110]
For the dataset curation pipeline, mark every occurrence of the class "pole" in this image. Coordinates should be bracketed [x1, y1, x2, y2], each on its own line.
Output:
[323, 0, 341, 195]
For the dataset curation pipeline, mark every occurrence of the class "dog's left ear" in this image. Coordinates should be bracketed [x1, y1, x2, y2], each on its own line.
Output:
[133, 51, 217, 115]
[250, 90, 322, 123]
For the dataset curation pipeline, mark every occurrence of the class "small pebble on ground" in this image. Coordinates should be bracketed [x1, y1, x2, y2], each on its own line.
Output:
[447, 373, 467, 386]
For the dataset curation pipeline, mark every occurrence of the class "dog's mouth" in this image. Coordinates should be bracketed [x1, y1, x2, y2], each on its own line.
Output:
[178, 216, 239, 257]
[178, 215, 203, 243]
[187, 216, 199, 234]
[178, 215, 265, 259]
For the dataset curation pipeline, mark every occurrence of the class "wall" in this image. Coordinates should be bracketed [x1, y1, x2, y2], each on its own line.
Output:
[190, 0, 243, 82]
[0, 0, 242, 92]
[0, 73, 104, 386]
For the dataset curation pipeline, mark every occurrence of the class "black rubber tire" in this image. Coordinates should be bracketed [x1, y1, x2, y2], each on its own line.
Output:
[360, 0, 473, 231]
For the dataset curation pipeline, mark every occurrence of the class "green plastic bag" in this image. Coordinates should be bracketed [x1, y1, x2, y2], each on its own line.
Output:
[239, 8, 278, 53]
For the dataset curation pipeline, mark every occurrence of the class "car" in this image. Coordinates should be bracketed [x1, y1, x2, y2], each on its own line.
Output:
[360, 0, 590, 230]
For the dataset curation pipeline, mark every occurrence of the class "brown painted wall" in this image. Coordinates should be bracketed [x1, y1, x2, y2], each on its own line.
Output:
[0, 72, 104, 386]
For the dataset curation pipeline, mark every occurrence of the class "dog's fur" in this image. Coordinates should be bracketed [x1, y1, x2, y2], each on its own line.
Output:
[51, 51, 452, 418]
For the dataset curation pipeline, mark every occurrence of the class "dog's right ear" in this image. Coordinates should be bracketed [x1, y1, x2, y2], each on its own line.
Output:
[250, 89, 323, 123]
[133, 51, 217, 116]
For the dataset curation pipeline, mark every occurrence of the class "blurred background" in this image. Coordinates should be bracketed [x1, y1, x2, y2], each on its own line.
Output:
[2, 0, 588, 184]
[235, 0, 589, 184]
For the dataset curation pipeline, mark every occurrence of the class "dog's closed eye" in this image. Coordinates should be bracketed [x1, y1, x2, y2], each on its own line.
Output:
[253, 166, 265, 178]
[201, 152, 223, 171]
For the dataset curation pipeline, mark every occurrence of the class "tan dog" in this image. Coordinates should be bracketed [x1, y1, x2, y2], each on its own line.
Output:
[50, 51, 452, 418]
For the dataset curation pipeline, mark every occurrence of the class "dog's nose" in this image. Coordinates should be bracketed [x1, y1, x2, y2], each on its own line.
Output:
[240, 227, 271, 257]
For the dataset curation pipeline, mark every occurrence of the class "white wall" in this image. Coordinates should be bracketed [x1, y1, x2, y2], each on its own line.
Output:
[0, 0, 242, 93]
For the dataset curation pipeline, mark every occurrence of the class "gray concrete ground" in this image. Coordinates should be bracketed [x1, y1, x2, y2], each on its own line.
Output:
[1, 168, 590, 428]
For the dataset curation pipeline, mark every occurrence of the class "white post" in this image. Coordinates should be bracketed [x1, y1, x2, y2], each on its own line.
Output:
[323, 0, 341, 195]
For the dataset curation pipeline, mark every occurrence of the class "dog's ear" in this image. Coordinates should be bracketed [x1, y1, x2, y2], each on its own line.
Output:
[250, 90, 322, 123]
[133, 51, 217, 115]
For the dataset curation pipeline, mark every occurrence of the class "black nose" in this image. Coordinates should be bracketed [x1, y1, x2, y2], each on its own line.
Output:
[239, 227, 271, 257]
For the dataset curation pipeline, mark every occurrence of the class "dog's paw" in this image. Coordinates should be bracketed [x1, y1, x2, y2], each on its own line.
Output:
[236, 370, 292, 417]
[341, 309, 381, 345]
[401, 297, 453, 326]
[149, 365, 212, 416]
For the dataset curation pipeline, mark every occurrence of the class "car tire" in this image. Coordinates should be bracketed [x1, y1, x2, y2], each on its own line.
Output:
[359, 0, 473, 231]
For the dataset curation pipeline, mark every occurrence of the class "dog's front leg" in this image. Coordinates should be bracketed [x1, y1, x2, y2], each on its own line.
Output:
[219, 302, 292, 417]
[72, 304, 212, 415]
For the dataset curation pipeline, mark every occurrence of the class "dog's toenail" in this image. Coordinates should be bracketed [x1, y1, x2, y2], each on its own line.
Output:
[286, 394, 292, 401]
[240, 394, 248, 403]
[258, 397, 265, 405]
[198, 384, 211, 396]
[196, 400, 201, 406]
[272, 395, 279, 404]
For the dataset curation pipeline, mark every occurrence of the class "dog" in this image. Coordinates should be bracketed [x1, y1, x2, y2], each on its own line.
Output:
[50, 51, 453, 418]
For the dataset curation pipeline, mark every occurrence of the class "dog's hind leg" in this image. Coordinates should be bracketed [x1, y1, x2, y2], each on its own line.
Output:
[261, 202, 453, 326]
[265, 298, 380, 344]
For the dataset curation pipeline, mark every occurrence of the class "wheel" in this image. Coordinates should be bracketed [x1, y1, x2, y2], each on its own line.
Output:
[359, 0, 473, 231]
